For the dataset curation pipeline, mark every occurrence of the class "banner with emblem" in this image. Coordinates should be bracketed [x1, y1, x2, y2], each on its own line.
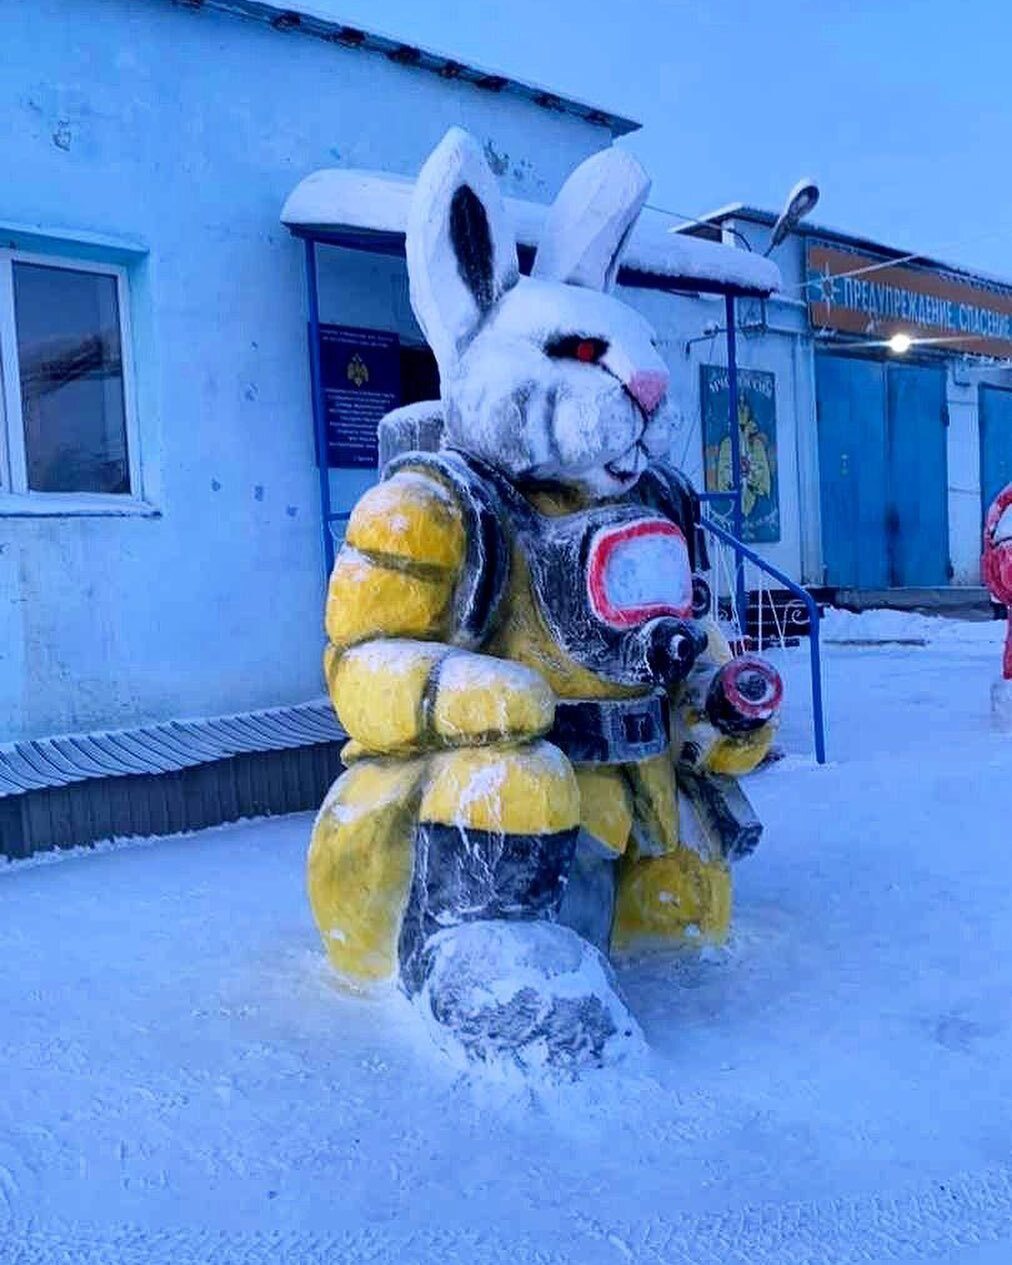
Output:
[700, 365, 780, 544]
[317, 323, 401, 468]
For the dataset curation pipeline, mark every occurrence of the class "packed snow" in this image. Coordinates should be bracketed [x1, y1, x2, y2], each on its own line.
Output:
[2, 610, 1012, 1263]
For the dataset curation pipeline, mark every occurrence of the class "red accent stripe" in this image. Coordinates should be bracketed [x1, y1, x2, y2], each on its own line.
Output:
[587, 519, 692, 628]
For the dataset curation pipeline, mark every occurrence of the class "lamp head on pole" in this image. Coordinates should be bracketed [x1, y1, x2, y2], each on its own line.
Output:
[766, 178, 820, 253]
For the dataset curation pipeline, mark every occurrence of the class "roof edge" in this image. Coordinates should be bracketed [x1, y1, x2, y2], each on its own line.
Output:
[685, 203, 1012, 292]
[669, 202, 751, 233]
[173, 0, 640, 137]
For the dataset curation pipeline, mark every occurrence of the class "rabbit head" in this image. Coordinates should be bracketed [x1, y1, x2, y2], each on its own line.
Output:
[406, 128, 671, 499]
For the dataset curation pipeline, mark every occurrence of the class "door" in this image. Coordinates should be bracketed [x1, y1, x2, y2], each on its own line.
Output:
[887, 362, 949, 586]
[815, 353, 889, 588]
[816, 354, 949, 588]
[980, 384, 1012, 521]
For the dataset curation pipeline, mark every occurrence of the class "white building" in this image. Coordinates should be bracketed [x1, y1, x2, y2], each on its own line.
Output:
[0, 0, 777, 854]
[10, 3, 997, 857]
[0, 0, 643, 745]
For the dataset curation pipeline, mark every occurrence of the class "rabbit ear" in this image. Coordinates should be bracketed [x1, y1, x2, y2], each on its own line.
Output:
[533, 147, 650, 292]
[406, 128, 519, 370]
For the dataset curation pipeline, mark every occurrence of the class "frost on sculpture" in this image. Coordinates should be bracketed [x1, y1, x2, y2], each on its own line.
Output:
[307, 128, 783, 1069]
[982, 482, 1012, 730]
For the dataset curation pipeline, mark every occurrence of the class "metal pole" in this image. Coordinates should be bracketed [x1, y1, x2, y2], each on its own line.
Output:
[304, 238, 335, 578]
[724, 292, 748, 633]
[808, 611, 827, 765]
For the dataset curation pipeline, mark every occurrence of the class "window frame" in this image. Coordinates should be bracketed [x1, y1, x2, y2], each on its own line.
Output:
[0, 247, 147, 515]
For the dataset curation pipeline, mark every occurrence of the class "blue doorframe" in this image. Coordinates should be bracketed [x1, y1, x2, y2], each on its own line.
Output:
[301, 230, 757, 619]
[816, 352, 949, 588]
[304, 239, 340, 576]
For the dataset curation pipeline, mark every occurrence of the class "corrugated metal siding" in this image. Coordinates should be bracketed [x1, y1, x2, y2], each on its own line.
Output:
[0, 701, 346, 797]
[0, 743, 345, 860]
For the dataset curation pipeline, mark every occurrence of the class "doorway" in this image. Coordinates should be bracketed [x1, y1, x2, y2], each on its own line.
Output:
[815, 353, 949, 588]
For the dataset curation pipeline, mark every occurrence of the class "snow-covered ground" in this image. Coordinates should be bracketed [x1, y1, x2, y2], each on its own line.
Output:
[2, 610, 1011, 1264]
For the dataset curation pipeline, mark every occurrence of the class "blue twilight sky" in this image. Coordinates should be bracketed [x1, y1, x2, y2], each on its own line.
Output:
[302, 0, 1012, 279]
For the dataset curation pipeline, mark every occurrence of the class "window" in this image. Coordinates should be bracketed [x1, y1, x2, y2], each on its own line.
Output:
[0, 251, 141, 506]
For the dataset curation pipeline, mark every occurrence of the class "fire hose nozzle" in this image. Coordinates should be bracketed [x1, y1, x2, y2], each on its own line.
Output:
[641, 618, 709, 686]
[706, 655, 783, 735]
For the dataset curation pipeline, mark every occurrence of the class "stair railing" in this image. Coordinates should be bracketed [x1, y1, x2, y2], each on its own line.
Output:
[699, 512, 827, 765]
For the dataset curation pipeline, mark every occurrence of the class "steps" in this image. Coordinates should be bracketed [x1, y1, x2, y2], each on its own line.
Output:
[717, 588, 826, 648]
[831, 586, 1002, 622]
[717, 586, 1005, 650]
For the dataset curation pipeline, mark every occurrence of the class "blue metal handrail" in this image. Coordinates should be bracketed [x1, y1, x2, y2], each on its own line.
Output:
[723, 292, 748, 630]
[700, 513, 826, 765]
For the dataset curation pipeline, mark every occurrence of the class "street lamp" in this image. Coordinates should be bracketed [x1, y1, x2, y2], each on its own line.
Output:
[765, 178, 820, 254]
[887, 332, 913, 355]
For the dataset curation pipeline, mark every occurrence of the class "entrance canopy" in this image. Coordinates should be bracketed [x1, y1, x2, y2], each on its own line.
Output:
[281, 167, 782, 298]
[281, 164, 782, 615]
[278, 165, 824, 759]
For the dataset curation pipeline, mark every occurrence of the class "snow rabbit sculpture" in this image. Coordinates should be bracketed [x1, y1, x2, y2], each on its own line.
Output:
[308, 128, 782, 1068]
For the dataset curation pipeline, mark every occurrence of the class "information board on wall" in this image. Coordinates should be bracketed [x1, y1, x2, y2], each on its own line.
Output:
[317, 323, 401, 468]
[701, 364, 780, 544]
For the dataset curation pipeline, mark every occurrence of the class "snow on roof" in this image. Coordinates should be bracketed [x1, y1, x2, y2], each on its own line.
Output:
[684, 202, 1012, 294]
[182, 1, 638, 138]
[281, 168, 782, 297]
[671, 202, 751, 231]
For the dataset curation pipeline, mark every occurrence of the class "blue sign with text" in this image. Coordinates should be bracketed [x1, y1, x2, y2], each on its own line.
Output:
[318, 324, 401, 468]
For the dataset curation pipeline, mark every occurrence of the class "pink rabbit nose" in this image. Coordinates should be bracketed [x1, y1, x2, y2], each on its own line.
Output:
[627, 369, 668, 415]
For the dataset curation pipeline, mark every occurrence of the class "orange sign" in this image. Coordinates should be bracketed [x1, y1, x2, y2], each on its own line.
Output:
[806, 240, 1012, 359]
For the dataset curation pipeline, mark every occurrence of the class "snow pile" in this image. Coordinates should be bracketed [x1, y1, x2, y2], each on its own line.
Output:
[417, 920, 644, 1076]
[821, 604, 1001, 646]
[992, 677, 1012, 731]
[3, 614, 1012, 1261]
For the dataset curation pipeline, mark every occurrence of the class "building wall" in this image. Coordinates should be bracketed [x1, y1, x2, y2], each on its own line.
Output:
[715, 220, 1012, 592]
[0, 0, 613, 742]
[947, 371, 983, 584]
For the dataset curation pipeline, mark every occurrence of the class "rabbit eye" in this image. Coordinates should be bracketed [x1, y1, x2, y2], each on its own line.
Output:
[545, 335, 609, 364]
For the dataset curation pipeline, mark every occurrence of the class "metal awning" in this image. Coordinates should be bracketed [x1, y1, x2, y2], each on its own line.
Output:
[281, 168, 782, 298]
